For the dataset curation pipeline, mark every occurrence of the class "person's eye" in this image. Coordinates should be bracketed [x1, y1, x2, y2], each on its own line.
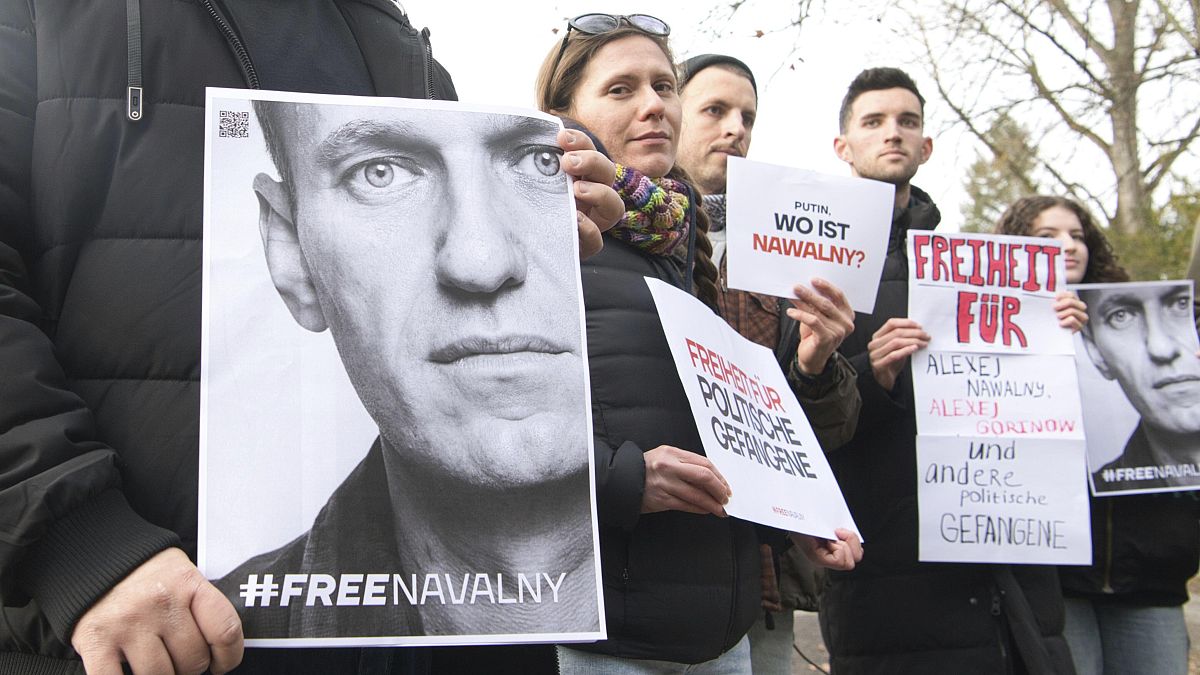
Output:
[342, 157, 422, 195]
[901, 118, 919, 128]
[607, 85, 631, 96]
[1104, 307, 1137, 329]
[654, 81, 676, 94]
[743, 114, 756, 129]
[704, 105, 723, 116]
[863, 119, 880, 128]
[362, 162, 394, 188]
[513, 145, 563, 178]
[1167, 295, 1192, 316]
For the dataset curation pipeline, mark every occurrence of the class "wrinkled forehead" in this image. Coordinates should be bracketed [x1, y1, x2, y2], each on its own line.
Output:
[271, 103, 559, 173]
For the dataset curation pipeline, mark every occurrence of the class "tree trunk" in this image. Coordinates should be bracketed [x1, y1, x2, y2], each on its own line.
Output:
[1107, 0, 1147, 235]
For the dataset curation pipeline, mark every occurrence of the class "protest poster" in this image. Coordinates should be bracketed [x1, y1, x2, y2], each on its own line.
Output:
[644, 277, 860, 540]
[724, 156, 894, 312]
[1071, 281, 1200, 496]
[911, 351, 1084, 439]
[916, 437, 1089, 564]
[907, 231, 1074, 355]
[908, 231, 1089, 564]
[199, 88, 604, 646]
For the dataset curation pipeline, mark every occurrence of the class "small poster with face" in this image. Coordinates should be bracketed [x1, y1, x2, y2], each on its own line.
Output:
[724, 157, 895, 312]
[1072, 281, 1200, 496]
[199, 89, 604, 646]
[644, 277, 860, 540]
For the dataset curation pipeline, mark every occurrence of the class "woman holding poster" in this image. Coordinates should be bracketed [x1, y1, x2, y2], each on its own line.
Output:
[997, 195, 1200, 675]
[534, 13, 862, 673]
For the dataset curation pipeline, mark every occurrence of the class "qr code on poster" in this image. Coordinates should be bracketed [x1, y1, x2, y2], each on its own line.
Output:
[218, 110, 250, 138]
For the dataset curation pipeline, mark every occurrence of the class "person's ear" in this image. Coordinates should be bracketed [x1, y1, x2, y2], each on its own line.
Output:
[1080, 327, 1113, 380]
[253, 173, 327, 332]
[918, 135, 933, 165]
[833, 135, 852, 164]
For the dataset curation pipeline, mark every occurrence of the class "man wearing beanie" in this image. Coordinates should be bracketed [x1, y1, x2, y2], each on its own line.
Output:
[677, 54, 861, 675]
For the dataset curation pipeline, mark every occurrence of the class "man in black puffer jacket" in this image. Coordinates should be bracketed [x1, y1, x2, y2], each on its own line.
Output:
[0, 2, 620, 673]
[819, 68, 1075, 674]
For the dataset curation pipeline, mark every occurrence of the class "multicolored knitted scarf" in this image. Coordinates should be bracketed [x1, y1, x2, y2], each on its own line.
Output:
[608, 163, 691, 256]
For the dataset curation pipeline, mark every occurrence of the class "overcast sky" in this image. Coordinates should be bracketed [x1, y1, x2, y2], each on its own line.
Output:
[412, 0, 967, 228]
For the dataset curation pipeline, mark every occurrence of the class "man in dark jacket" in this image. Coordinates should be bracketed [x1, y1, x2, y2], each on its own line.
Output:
[819, 67, 1075, 674]
[676, 53, 861, 675]
[0, 2, 618, 673]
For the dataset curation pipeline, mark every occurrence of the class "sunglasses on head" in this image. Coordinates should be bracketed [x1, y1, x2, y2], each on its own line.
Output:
[547, 13, 672, 91]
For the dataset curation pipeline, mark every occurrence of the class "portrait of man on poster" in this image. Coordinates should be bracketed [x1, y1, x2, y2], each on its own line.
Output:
[1078, 281, 1200, 493]
[204, 94, 602, 643]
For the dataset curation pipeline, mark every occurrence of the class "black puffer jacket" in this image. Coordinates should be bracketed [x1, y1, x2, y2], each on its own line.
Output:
[1061, 491, 1200, 607]
[572, 236, 761, 663]
[821, 187, 1075, 674]
[0, 1, 452, 672]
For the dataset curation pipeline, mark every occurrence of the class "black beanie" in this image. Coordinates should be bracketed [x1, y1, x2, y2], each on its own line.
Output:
[678, 54, 757, 96]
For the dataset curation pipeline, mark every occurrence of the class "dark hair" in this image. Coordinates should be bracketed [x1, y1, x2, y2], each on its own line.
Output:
[534, 25, 720, 309]
[994, 195, 1129, 283]
[838, 67, 925, 133]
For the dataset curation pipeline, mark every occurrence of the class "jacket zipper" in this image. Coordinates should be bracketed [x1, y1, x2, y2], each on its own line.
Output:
[201, 0, 260, 89]
[419, 27, 435, 99]
[990, 585, 1009, 667]
[722, 523, 740, 650]
[125, 0, 144, 121]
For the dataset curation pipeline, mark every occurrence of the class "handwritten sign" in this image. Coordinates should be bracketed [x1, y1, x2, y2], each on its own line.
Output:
[908, 232, 1089, 564]
[645, 277, 860, 539]
[907, 232, 1073, 355]
[911, 352, 1084, 438]
[917, 436, 1090, 564]
[725, 157, 894, 312]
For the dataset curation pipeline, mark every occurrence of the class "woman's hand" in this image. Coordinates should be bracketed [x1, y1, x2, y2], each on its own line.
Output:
[790, 528, 863, 571]
[788, 278, 856, 375]
[558, 129, 622, 259]
[1054, 290, 1088, 333]
[641, 445, 731, 517]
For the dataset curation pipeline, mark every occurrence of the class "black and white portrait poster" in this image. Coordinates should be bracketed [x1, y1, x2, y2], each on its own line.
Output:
[1073, 281, 1200, 496]
[198, 88, 604, 647]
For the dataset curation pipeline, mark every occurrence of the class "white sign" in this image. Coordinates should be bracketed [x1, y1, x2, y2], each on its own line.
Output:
[725, 156, 894, 312]
[917, 436, 1090, 564]
[200, 89, 604, 647]
[644, 277, 860, 540]
[908, 230, 1089, 564]
[911, 352, 1084, 439]
[907, 231, 1073, 355]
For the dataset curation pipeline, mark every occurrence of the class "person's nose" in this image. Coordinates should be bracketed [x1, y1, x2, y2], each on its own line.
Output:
[1058, 232, 1076, 254]
[721, 112, 746, 146]
[881, 117, 902, 143]
[434, 169, 527, 295]
[638, 85, 666, 120]
[1145, 306, 1181, 365]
